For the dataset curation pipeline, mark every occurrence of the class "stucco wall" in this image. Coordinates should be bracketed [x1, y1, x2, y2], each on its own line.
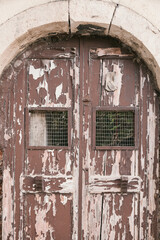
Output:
[0, 0, 159, 28]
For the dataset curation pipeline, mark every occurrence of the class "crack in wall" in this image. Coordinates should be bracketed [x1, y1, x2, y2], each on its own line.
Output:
[108, 4, 119, 35]
[68, 0, 71, 36]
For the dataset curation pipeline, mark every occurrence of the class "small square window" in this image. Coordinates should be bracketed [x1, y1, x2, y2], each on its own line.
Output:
[96, 110, 135, 147]
[29, 110, 68, 147]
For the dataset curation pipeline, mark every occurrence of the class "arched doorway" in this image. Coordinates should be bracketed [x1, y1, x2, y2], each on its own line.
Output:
[1, 36, 159, 239]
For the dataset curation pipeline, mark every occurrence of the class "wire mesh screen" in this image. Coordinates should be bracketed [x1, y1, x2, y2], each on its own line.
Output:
[29, 110, 68, 146]
[96, 111, 135, 146]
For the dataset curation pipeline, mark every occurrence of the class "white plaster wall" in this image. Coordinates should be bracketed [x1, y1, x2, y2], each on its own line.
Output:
[113, 0, 160, 29]
[0, 0, 159, 29]
[0, 0, 160, 88]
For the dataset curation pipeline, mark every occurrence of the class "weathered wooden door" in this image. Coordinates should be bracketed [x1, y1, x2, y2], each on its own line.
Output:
[2, 37, 159, 239]
[80, 38, 159, 240]
[21, 39, 80, 239]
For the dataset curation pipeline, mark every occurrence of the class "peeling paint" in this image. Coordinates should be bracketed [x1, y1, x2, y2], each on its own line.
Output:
[60, 195, 68, 205]
[55, 83, 63, 100]
[29, 65, 44, 80]
[112, 62, 123, 106]
[42, 59, 57, 73]
[36, 75, 48, 95]
[111, 151, 121, 176]
[2, 167, 13, 239]
[4, 128, 11, 141]
[35, 195, 55, 239]
[148, 101, 156, 213]
[19, 129, 22, 145]
[1, 38, 159, 240]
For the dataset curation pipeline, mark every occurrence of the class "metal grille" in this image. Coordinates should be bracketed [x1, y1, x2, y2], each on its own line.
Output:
[29, 110, 68, 146]
[96, 111, 135, 146]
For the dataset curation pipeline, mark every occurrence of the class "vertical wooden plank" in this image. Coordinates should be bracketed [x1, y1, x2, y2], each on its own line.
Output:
[2, 64, 16, 240]
[146, 71, 159, 239]
[71, 42, 80, 240]
[88, 194, 102, 240]
[138, 65, 148, 240]
[14, 62, 26, 239]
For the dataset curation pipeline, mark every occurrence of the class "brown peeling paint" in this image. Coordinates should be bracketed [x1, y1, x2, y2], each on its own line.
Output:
[81, 38, 159, 240]
[3, 167, 13, 239]
[0, 36, 159, 239]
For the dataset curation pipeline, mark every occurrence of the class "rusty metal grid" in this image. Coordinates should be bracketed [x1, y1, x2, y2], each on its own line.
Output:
[30, 110, 68, 146]
[46, 111, 68, 146]
[96, 111, 135, 146]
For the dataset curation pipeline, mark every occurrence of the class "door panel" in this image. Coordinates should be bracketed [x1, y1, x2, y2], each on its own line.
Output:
[21, 40, 80, 239]
[87, 193, 139, 239]
[27, 57, 73, 107]
[81, 39, 158, 240]
[101, 193, 139, 240]
[24, 193, 72, 239]
[100, 58, 137, 107]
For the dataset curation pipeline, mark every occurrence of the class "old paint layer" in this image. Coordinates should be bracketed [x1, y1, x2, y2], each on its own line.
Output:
[0, 37, 159, 240]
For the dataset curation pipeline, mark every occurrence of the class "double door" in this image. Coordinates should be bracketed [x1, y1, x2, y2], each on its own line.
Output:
[9, 37, 158, 239]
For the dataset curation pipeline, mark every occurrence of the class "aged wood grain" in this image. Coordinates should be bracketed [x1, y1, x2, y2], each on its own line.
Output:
[0, 36, 159, 240]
